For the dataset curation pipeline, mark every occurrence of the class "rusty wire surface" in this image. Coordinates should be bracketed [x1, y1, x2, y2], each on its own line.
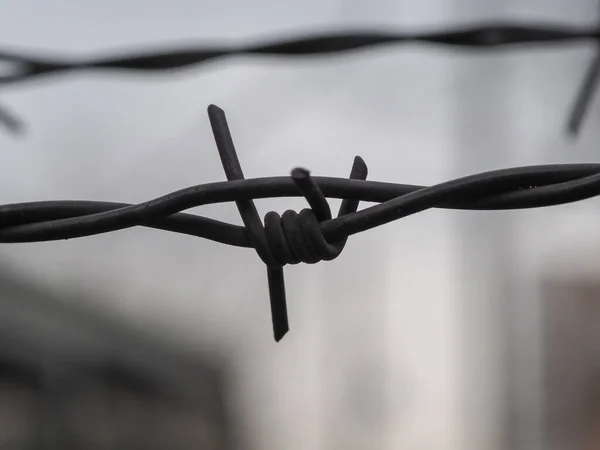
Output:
[1, 20, 600, 136]
[1, 105, 600, 341]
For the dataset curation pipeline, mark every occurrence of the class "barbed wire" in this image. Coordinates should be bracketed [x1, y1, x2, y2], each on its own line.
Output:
[1, 21, 600, 137]
[2, 105, 600, 341]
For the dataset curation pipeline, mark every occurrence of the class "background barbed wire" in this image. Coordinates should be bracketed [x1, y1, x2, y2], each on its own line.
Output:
[1, 20, 600, 136]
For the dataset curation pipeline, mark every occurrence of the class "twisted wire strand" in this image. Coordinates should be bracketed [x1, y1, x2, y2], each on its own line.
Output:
[2, 105, 600, 340]
[1, 21, 600, 136]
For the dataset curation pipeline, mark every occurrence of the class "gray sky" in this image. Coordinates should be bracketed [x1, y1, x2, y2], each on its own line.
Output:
[1, 1, 600, 450]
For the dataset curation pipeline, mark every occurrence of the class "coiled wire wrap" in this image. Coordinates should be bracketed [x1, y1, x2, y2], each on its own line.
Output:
[208, 105, 366, 339]
[2, 105, 600, 340]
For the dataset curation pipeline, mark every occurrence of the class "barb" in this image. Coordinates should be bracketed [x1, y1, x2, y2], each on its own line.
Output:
[0, 102, 24, 135]
[567, 0, 600, 136]
[1, 21, 600, 137]
[2, 105, 600, 340]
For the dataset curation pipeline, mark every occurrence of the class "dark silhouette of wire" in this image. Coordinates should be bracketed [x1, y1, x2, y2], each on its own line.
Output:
[1, 105, 600, 340]
[1, 21, 600, 137]
[568, 49, 600, 135]
[0, 102, 23, 134]
[568, 0, 600, 136]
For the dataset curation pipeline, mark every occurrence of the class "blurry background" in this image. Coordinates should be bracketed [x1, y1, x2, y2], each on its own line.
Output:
[1, 0, 600, 449]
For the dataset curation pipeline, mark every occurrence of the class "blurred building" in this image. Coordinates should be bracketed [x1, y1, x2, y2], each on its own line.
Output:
[538, 273, 600, 450]
[500, 248, 600, 450]
[0, 264, 236, 450]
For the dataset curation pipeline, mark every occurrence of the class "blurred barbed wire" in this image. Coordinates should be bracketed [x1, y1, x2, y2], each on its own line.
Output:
[1, 21, 599, 137]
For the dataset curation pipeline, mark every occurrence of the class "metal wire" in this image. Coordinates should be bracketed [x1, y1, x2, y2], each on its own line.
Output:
[1, 21, 600, 136]
[2, 105, 600, 341]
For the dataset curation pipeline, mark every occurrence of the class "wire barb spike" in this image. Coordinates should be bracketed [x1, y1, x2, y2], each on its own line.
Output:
[207, 104, 290, 341]
[566, 1, 600, 137]
[207, 105, 367, 341]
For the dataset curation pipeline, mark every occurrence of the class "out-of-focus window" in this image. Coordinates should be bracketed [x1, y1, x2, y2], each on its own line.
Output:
[542, 277, 600, 450]
[65, 383, 117, 449]
[151, 402, 222, 450]
[0, 381, 39, 448]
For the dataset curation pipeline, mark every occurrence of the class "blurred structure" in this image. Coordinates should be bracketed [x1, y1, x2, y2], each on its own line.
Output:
[540, 274, 600, 450]
[0, 263, 236, 450]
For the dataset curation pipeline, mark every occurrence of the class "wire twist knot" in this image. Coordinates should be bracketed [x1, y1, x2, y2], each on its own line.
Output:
[260, 167, 354, 267]
[208, 105, 367, 341]
[263, 207, 341, 266]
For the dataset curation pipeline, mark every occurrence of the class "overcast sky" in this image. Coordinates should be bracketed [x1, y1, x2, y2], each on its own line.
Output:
[1, 1, 599, 450]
